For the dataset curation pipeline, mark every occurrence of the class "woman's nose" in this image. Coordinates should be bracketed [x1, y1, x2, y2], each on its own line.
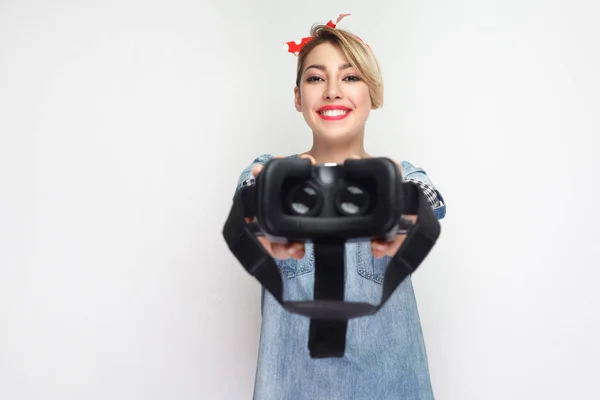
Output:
[324, 81, 343, 99]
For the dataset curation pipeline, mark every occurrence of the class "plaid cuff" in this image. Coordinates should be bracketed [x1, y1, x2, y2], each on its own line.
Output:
[241, 176, 256, 188]
[405, 178, 442, 209]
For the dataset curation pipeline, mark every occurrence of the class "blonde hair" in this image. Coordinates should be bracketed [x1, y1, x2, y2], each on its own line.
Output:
[295, 24, 384, 109]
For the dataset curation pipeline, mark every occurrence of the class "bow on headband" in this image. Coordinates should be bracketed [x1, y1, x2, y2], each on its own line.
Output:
[283, 14, 367, 56]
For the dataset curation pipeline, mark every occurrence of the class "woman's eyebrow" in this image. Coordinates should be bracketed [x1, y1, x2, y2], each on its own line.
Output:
[303, 63, 353, 74]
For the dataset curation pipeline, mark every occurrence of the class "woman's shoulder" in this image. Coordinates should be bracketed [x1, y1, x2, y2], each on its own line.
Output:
[399, 160, 427, 177]
[235, 154, 294, 195]
[247, 153, 277, 165]
[243, 153, 301, 165]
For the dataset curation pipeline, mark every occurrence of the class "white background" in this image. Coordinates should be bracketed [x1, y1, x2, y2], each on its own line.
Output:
[1, 0, 599, 399]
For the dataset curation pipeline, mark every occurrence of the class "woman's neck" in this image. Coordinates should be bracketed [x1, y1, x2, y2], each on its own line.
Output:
[303, 134, 371, 165]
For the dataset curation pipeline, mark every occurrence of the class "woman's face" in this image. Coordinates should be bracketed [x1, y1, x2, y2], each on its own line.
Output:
[294, 42, 372, 143]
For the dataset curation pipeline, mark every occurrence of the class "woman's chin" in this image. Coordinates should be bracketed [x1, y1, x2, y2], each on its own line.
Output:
[313, 127, 361, 142]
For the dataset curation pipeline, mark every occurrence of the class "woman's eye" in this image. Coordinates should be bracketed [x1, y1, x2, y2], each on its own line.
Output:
[306, 75, 361, 83]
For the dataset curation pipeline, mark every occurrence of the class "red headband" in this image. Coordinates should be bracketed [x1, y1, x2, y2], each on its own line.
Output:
[283, 14, 368, 56]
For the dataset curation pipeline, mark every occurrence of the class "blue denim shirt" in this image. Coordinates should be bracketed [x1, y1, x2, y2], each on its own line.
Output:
[234, 154, 446, 400]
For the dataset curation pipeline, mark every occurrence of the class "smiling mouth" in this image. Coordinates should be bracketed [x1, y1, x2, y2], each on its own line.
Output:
[318, 109, 351, 120]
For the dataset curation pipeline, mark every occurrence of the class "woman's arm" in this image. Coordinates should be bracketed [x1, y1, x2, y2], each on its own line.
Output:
[402, 161, 446, 220]
[370, 161, 446, 258]
[233, 154, 275, 198]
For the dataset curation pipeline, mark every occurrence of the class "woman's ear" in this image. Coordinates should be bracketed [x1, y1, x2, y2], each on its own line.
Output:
[294, 86, 301, 112]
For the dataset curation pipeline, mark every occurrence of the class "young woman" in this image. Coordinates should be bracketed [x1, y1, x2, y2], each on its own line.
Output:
[233, 16, 446, 400]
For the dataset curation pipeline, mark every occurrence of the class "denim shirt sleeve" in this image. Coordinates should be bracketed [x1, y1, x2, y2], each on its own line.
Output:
[233, 154, 275, 198]
[401, 161, 447, 220]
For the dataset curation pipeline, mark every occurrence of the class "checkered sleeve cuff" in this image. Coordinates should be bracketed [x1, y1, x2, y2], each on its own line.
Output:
[405, 178, 442, 209]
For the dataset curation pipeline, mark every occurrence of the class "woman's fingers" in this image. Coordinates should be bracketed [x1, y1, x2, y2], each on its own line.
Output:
[371, 234, 409, 258]
[270, 242, 287, 259]
[370, 240, 386, 259]
[371, 215, 417, 258]
[395, 159, 403, 174]
[251, 164, 263, 178]
[284, 242, 305, 260]
[271, 241, 305, 260]
[299, 153, 316, 164]
[256, 236, 275, 257]
[371, 238, 395, 259]
[288, 242, 306, 260]
[256, 236, 306, 260]
[252, 156, 285, 178]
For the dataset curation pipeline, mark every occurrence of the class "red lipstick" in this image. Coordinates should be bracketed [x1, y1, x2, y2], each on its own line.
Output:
[317, 105, 351, 121]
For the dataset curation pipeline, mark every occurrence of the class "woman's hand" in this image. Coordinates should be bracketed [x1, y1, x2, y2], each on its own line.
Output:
[245, 155, 316, 260]
[370, 214, 417, 258]
[247, 154, 415, 260]
[361, 157, 417, 259]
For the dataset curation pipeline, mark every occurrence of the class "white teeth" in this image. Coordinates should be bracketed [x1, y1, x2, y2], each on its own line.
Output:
[320, 109, 349, 117]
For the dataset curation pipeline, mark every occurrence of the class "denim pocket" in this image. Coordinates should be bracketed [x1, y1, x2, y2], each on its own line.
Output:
[355, 243, 386, 285]
[275, 243, 315, 279]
